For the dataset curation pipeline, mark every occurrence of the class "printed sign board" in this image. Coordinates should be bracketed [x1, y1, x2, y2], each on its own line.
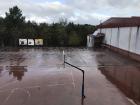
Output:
[35, 39, 43, 45]
[28, 39, 34, 46]
[19, 39, 27, 45]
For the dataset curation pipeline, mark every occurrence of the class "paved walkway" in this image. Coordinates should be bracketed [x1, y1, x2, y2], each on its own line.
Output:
[0, 48, 138, 105]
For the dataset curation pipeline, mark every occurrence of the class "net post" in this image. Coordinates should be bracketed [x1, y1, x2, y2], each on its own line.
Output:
[63, 51, 85, 98]
[63, 50, 65, 68]
[82, 70, 85, 98]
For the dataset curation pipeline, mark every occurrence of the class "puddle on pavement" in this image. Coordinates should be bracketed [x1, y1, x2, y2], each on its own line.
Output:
[96, 49, 140, 104]
[0, 47, 140, 105]
[6, 66, 27, 81]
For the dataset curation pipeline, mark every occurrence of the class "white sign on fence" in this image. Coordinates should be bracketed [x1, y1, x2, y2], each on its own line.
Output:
[35, 39, 43, 45]
[28, 39, 34, 46]
[19, 39, 27, 45]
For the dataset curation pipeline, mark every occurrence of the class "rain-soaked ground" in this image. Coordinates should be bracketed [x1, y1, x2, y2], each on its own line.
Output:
[0, 47, 140, 105]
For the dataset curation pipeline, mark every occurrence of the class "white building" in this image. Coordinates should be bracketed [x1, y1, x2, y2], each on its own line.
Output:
[94, 17, 140, 61]
[87, 34, 93, 47]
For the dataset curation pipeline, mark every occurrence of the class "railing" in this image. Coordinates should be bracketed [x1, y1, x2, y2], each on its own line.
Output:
[63, 51, 86, 99]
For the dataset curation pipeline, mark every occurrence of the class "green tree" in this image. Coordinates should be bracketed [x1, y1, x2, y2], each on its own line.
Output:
[22, 21, 37, 38]
[5, 6, 25, 28]
[4, 6, 25, 46]
[68, 31, 81, 46]
[0, 6, 95, 47]
[0, 17, 5, 47]
[38, 23, 50, 46]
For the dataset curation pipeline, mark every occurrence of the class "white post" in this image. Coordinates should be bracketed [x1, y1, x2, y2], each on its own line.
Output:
[63, 50, 65, 67]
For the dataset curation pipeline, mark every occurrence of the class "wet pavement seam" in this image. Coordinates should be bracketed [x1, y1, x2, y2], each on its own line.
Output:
[0, 80, 17, 90]
[126, 97, 138, 105]
[0, 83, 74, 93]
[70, 69, 76, 88]
[2, 88, 17, 105]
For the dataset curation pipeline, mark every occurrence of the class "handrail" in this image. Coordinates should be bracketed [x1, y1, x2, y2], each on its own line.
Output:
[63, 50, 85, 98]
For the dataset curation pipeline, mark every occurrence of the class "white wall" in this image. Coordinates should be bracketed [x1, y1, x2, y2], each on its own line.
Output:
[135, 27, 140, 54]
[119, 27, 130, 50]
[111, 28, 119, 47]
[103, 26, 140, 55]
[92, 26, 140, 56]
[129, 27, 137, 53]
[101, 29, 106, 34]
[105, 28, 112, 45]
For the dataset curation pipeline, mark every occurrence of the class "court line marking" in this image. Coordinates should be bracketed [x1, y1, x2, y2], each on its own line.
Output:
[19, 88, 31, 105]
[21, 88, 31, 97]
[126, 97, 138, 105]
[1, 83, 73, 104]
[0, 83, 73, 93]
[47, 83, 68, 87]
[0, 80, 17, 90]
[2, 88, 17, 105]
[70, 69, 76, 88]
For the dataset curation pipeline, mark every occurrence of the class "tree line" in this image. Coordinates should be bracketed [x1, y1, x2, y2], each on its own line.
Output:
[0, 6, 95, 47]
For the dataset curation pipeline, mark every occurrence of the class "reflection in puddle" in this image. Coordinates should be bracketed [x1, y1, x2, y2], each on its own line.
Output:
[96, 49, 140, 104]
[81, 97, 85, 105]
[6, 66, 27, 81]
[98, 66, 140, 104]
[0, 66, 3, 76]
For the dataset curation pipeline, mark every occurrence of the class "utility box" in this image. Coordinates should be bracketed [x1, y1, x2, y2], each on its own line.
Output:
[93, 33, 105, 48]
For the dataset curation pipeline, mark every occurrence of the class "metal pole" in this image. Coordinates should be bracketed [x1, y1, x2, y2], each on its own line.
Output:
[64, 62, 86, 98]
[63, 50, 65, 68]
[82, 70, 85, 98]
[63, 50, 85, 98]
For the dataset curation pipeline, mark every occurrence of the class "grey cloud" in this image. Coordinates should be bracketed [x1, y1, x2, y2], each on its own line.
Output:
[0, 0, 140, 25]
[107, 0, 140, 8]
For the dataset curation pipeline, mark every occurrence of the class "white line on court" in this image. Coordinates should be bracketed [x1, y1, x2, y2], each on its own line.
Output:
[0, 80, 17, 90]
[47, 83, 67, 87]
[63, 50, 76, 88]
[2, 88, 17, 105]
[25, 86, 40, 89]
[21, 88, 31, 97]
[0, 89, 11, 93]
[0, 83, 73, 94]
[126, 97, 138, 105]
[70, 69, 76, 88]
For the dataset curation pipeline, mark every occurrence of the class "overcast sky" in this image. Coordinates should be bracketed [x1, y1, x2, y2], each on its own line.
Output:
[0, 0, 140, 25]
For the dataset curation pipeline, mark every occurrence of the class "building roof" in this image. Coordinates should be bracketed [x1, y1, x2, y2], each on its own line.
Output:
[93, 30, 99, 35]
[97, 17, 140, 28]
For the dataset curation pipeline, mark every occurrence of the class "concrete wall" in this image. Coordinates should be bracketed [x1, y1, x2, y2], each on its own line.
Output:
[102, 28, 112, 45]
[96, 26, 140, 61]
[135, 27, 140, 54]
[111, 28, 119, 47]
[129, 27, 137, 53]
[119, 27, 130, 51]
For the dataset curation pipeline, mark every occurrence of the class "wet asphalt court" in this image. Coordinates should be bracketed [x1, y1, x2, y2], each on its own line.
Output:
[0, 47, 139, 105]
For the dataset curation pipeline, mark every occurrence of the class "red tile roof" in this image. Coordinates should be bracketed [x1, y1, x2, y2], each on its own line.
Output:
[97, 17, 140, 28]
